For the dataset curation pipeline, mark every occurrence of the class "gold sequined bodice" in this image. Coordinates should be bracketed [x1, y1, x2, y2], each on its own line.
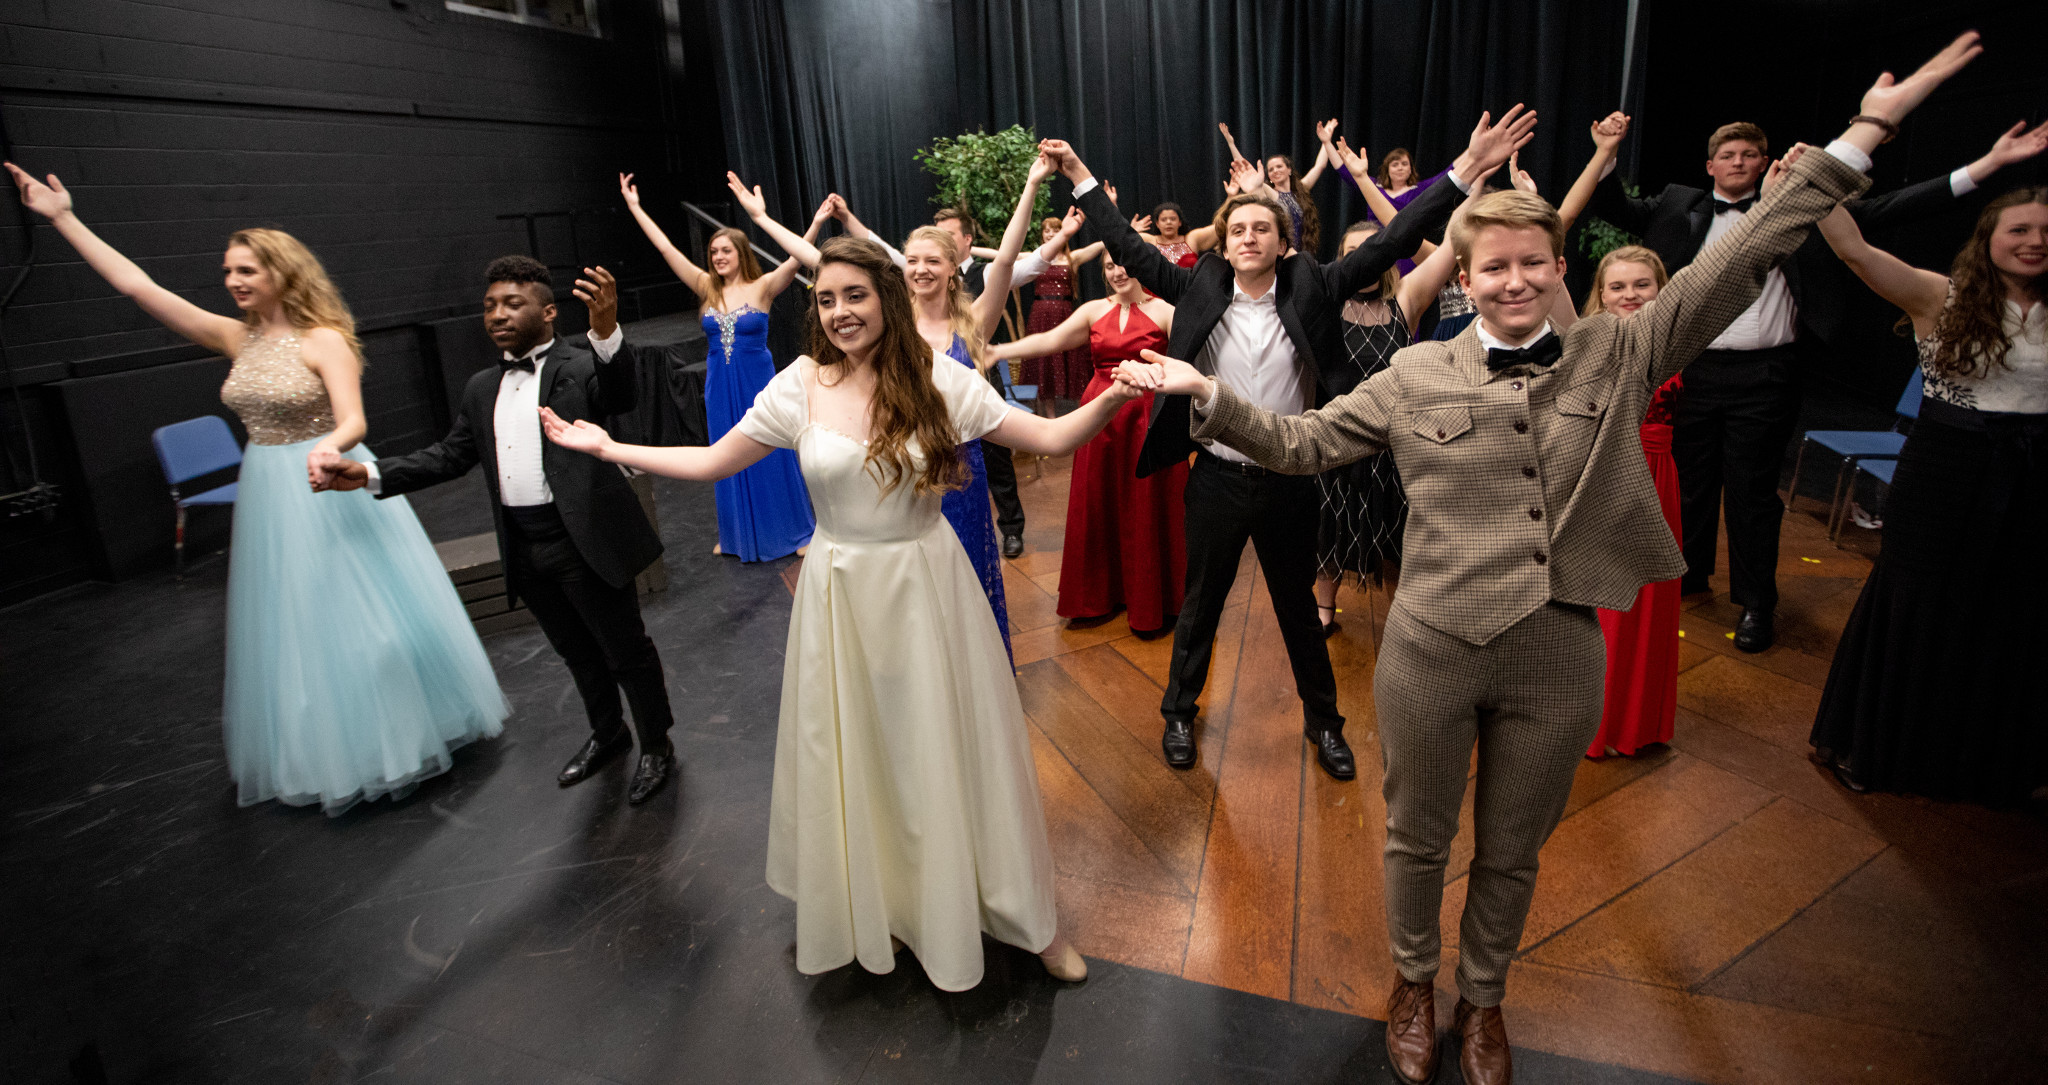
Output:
[220, 330, 335, 445]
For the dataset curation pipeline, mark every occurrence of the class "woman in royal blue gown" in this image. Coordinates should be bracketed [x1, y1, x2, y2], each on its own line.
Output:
[620, 172, 820, 562]
[7, 163, 505, 815]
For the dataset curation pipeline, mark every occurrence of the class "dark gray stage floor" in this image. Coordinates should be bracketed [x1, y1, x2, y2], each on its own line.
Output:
[0, 467, 1705, 1083]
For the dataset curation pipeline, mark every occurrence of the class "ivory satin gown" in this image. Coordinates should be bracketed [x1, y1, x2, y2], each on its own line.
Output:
[734, 351, 1056, 991]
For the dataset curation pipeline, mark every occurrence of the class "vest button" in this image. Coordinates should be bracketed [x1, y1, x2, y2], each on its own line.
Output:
[1436, 430, 1447, 439]
[1533, 551, 1547, 565]
[1522, 466, 1537, 479]
[1529, 508, 1543, 520]
[1514, 420, 1529, 434]
[1511, 381, 1523, 391]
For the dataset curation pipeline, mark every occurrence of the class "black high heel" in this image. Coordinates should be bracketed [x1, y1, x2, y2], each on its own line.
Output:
[1318, 605, 1340, 638]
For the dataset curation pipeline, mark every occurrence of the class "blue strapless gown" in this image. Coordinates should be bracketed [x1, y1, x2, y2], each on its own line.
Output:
[223, 437, 508, 815]
[940, 336, 1013, 662]
[705, 307, 815, 561]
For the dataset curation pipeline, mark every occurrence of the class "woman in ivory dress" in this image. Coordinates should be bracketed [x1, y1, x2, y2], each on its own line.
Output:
[540, 226, 1145, 990]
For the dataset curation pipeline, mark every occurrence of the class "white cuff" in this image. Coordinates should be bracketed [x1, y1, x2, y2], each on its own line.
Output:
[1013, 250, 1049, 286]
[1821, 140, 1874, 175]
[868, 229, 907, 269]
[1071, 178, 1100, 198]
[1599, 157, 1619, 181]
[587, 323, 624, 362]
[1949, 166, 1978, 197]
[1445, 168, 1474, 194]
[363, 460, 382, 496]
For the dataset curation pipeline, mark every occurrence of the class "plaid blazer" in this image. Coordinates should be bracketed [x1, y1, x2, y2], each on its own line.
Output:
[1192, 150, 1870, 644]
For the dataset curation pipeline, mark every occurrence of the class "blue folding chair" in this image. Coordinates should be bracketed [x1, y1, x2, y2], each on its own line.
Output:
[151, 415, 242, 577]
[995, 360, 1045, 479]
[1787, 373, 1922, 520]
[1830, 457, 1898, 545]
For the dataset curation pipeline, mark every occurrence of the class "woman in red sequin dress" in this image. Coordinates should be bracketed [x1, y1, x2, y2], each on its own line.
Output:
[1580, 246, 1682, 757]
[993, 254, 1185, 631]
[1019, 216, 1101, 402]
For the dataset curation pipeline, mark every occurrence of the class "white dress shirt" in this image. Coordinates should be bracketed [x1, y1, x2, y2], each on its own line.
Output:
[1194, 283, 1309, 463]
[364, 325, 623, 500]
[1705, 140, 1878, 352]
[1475, 320, 1555, 353]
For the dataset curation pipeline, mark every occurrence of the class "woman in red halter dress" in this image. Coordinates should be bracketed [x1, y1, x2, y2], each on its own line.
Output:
[992, 254, 1186, 632]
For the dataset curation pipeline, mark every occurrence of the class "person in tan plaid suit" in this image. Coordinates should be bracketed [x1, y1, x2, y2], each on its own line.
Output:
[1117, 34, 1983, 1085]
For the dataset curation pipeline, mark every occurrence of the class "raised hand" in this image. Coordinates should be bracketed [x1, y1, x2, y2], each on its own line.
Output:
[618, 171, 644, 208]
[1104, 182, 1118, 206]
[1059, 205, 1087, 238]
[1028, 149, 1057, 184]
[1860, 31, 1981, 127]
[1508, 152, 1538, 195]
[1761, 143, 1810, 196]
[725, 171, 768, 219]
[1589, 112, 1630, 152]
[1460, 104, 1540, 177]
[1038, 138, 1091, 185]
[1130, 213, 1153, 234]
[1316, 118, 1339, 144]
[573, 266, 619, 338]
[1334, 135, 1368, 173]
[540, 406, 611, 457]
[826, 193, 851, 222]
[1228, 156, 1268, 195]
[1217, 122, 1246, 165]
[811, 195, 837, 228]
[1986, 119, 2048, 168]
[4, 162, 72, 220]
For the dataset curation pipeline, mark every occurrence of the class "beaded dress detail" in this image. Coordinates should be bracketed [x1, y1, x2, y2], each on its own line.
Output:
[220, 331, 335, 444]
[700, 304, 815, 561]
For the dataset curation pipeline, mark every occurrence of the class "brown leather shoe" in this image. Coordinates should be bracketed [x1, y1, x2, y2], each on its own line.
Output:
[1384, 977, 1439, 1084]
[1454, 998, 1513, 1085]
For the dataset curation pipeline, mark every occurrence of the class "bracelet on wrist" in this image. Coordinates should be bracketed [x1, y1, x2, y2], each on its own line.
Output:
[1848, 114, 1899, 144]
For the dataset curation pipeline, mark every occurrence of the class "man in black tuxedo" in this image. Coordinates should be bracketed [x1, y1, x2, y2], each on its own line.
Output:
[1587, 119, 2042, 651]
[1039, 107, 1531, 778]
[312, 256, 678, 805]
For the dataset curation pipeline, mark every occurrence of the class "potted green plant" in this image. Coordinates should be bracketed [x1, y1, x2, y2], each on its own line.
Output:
[915, 124, 1055, 342]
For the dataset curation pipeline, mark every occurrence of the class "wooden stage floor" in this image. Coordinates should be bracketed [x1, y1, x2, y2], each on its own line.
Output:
[795, 450, 2048, 1085]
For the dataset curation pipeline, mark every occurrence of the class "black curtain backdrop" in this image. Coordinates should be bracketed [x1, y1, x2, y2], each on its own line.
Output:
[706, 0, 1633, 262]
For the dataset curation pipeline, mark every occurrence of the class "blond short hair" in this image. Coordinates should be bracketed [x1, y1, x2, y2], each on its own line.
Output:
[1448, 190, 1566, 271]
[1707, 122, 1768, 159]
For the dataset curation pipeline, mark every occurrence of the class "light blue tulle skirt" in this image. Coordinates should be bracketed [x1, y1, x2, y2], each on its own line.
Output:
[222, 437, 508, 815]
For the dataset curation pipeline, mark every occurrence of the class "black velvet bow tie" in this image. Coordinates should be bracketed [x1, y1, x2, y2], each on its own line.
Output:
[1485, 335, 1562, 372]
[501, 353, 538, 373]
[1712, 196, 1757, 215]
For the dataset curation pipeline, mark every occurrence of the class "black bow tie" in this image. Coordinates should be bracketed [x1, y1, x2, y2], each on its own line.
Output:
[1712, 196, 1757, 215]
[501, 352, 539, 373]
[1485, 335, 1562, 372]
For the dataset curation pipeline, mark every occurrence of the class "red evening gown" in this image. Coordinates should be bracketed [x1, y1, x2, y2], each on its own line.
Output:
[1590, 375, 1684, 757]
[1057, 304, 1187, 631]
[1021, 263, 1091, 400]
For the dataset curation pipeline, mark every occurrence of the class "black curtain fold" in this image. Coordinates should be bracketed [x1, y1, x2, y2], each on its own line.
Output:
[706, 0, 1634, 261]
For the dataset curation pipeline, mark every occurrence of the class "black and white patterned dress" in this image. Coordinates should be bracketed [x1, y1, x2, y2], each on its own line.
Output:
[1317, 295, 1410, 583]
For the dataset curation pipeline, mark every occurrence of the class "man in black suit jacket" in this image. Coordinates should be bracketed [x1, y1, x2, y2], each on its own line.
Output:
[313, 256, 678, 805]
[1041, 108, 1529, 778]
[1587, 119, 2039, 651]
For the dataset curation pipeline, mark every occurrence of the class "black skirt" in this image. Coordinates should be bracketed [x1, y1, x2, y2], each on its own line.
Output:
[1810, 401, 2048, 805]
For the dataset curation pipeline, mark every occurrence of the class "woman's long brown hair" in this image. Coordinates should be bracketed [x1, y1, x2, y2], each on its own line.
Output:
[1267, 154, 1320, 255]
[1927, 186, 2047, 378]
[701, 226, 764, 314]
[807, 237, 965, 496]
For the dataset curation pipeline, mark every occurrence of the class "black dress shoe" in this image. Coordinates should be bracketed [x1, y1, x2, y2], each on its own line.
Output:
[1734, 607, 1774, 653]
[1310, 729, 1356, 780]
[627, 742, 675, 805]
[558, 730, 632, 787]
[1160, 718, 1196, 769]
[1002, 533, 1025, 559]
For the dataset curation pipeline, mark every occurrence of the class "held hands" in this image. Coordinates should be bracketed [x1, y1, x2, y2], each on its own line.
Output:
[1859, 31, 1981, 126]
[618, 172, 642, 208]
[1114, 350, 1210, 400]
[1028, 149, 1057, 185]
[307, 448, 369, 492]
[1037, 139, 1091, 186]
[1589, 112, 1630, 153]
[812, 195, 837, 228]
[4, 162, 72, 220]
[725, 171, 768, 219]
[540, 407, 612, 458]
[574, 266, 619, 339]
[1760, 143, 1811, 196]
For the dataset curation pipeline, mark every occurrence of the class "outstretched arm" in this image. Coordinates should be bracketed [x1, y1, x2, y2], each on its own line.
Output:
[1115, 351, 1396, 473]
[1337, 137, 1404, 225]
[1556, 112, 1630, 232]
[1851, 119, 2048, 230]
[1393, 187, 1490, 338]
[6, 163, 244, 355]
[984, 375, 1144, 456]
[1299, 121, 1337, 190]
[619, 172, 712, 300]
[727, 172, 822, 268]
[1045, 139, 1197, 303]
[754, 197, 833, 299]
[1816, 205, 1949, 332]
[989, 301, 1098, 361]
[972, 151, 1056, 339]
[829, 194, 907, 269]
[541, 407, 773, 482]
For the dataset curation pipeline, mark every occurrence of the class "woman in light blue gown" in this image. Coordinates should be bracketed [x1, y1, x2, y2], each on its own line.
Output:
[620, 172, 819, 562]
[7, 163, 506, 815]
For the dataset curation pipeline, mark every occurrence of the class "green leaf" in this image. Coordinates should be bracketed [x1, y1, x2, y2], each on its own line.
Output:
[915, 124, 1053, 243]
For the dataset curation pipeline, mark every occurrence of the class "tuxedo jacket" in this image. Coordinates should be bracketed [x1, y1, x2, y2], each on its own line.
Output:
[1077, 178, 1463, 476]
[372, 336, 664, 601]
[1586, 169, 1957, 347]
[1192, 151, 1870, 644]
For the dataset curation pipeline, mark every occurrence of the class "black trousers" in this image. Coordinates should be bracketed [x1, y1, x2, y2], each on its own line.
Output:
[981, 438, 1026, 537]
[505, 504, 674, 747]
[1672, 345, 1801, 611]
[1162, 452, 1343, 734]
